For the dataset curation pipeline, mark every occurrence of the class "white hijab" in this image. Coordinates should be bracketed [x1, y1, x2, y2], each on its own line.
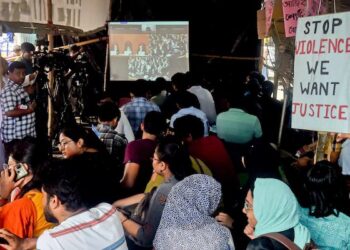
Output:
[154, 174, 234, 250]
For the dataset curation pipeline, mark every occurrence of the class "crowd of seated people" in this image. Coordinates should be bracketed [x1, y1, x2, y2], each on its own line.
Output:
[127, 34, 188, 81]
[128, 56, 170, 81]
[149, 34, 188, 57]
[0, 68, 350, 250]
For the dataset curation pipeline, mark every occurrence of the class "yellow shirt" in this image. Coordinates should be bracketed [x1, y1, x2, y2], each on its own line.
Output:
[144, 156, 213, 193]
[0, 189, 55, 238]
[25, 189, 55, 237]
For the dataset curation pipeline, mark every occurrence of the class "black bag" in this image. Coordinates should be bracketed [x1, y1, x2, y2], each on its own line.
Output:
[120, 187, 157, 225]
[260, 233, 318, 250]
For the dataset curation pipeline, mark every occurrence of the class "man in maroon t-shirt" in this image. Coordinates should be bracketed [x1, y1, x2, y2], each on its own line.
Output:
[121, 111, 166, 195]
[174, 115, 239, 208]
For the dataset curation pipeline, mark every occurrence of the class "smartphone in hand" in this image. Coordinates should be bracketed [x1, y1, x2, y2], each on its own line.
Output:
[14, 163, 29, 182]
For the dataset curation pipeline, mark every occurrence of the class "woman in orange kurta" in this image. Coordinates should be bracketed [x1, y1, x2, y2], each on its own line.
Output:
[0, 139, 54, 239]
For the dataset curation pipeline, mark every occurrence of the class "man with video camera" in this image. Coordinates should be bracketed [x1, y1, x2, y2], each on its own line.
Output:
[16, 43, 37, 88]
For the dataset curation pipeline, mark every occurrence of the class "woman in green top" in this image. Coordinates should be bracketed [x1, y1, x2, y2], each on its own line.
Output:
[300, 160, 350, 250]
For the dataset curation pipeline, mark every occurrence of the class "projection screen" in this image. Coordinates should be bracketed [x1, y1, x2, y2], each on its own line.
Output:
[108, 21, 189, 81]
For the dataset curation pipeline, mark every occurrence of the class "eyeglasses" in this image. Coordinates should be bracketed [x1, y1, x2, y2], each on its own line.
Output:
[58, 140, 73, 148]
[243, 201, 253, 211]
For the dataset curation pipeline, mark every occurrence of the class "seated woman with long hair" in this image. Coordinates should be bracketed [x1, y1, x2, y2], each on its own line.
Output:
[300, 160, 350, 249]
[0, 139, 54, 239]
[114, 140, 194, 249]
[154, 174, 235, 250]
[58, 126, 109, 159]
[243, 178, 311, 250]
[58, 125, 122, 203]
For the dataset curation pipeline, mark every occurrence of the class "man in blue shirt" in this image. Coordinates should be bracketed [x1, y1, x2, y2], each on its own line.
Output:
[122, 80, 160, 137]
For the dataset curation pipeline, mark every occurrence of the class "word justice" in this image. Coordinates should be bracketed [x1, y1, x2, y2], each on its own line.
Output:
[292, 103, 348, 120]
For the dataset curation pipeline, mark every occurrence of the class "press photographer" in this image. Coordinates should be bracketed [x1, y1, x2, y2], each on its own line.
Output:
[17, 42, 35, 75]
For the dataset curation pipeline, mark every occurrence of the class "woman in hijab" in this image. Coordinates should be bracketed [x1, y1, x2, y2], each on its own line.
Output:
[154, 174, 235, 250]
[243, 178, 311, 249]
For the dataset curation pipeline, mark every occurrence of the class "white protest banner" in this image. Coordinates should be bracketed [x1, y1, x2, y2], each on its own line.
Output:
[0, 0, 110, 33]
[292, 12, 350, 133]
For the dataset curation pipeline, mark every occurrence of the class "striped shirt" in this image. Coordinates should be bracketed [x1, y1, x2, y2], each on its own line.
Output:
[36, 203, 127, 250]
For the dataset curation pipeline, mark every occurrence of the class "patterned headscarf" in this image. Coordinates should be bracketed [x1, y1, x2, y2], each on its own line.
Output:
[253, 178, 311, 248]
[154, 174, 234, 250]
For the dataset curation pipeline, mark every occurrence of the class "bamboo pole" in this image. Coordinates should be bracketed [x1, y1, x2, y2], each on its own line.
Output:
[191, 53, 260, 61]
[56, 37, 108, 50]
[47, 0, 54, 140]
[5, 37, 109, 62]
[278, 90, 288, 148]
[258, 39, 265, 72]
[104, 43, 109, 92]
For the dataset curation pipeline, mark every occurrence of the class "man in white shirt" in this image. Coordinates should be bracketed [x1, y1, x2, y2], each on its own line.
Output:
[0, 158, 128, 250]
[188, 82, 216, 125]
[36, 203, 127, 250]
[338, 139, 350, 176]
[170, 91, 209, 136]
[97, 95, 135, 142]
[116, 110, 135, 142]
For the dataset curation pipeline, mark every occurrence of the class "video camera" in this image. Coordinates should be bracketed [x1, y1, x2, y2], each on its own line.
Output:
[71, 52, 90, 87]
[33, 49, 73, 72]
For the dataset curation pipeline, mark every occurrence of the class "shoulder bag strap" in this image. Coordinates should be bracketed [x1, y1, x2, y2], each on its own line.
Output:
[260, 233, 302, 250]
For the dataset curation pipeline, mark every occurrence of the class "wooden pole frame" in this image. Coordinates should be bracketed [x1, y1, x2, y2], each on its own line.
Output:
[47, 0, 54, 140]
[104, 43, 109, 92]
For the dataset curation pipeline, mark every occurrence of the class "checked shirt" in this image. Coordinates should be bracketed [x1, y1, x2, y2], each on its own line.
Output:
[0, 81, 36, 143]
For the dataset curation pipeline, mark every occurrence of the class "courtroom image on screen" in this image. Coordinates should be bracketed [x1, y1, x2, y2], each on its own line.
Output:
[108, 21, 189, 81]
